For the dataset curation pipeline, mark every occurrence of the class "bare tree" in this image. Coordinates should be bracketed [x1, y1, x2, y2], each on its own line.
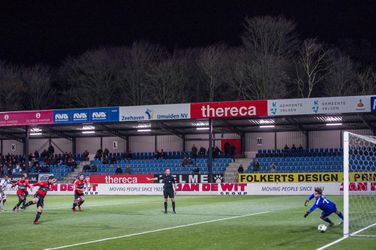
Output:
[197, 44, 229, 101]
[119, 42, 164, 105]
[241, 16, 299, 58]
[234, 16, 298, 100]
[59, 48, 121, 107]
[21, 64, 55, 109]
[295, 39, 331, 98]
[323, 51, 357, 96]
[357, 67, 376, 95]
[0, 61, 24, 111]
[149, 54, 190, 104]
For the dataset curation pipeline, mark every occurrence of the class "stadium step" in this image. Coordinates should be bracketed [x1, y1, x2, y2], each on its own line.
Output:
[63, 161, 88, 183]
[223, 158, 252, 183]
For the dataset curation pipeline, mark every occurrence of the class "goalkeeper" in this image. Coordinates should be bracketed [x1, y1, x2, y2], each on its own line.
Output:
[304, 187, 344, 226]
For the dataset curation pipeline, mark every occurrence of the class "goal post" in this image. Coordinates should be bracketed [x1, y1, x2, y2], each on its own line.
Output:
[343, 131, 376, 238]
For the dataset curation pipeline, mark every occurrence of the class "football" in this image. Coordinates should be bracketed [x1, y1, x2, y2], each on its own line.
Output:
[318, 224, 328, 233]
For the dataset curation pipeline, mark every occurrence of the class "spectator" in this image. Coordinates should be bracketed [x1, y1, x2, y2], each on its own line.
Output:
[284, 144, 289, 150]
[193, 167, 200, 174]
[199, 147, 206, 156]
[154, 150, 161, 159]
[48, 145, 55, 156]
[252, 160, 260, 173]
[83, 164, 91, 172]
[224, 142, 231, 156]
[125, 166, 131, 174]
[230, 145, 237, 162]
[271, 163, 277, 173]
[34, 150, 39, 160]
[95, 148, 103, 160]
[126, 151, 133, 160]
[298, 144, 304, 150]
[115, 165, 123, 174]
[160, 149, 166, 159]
[238, 164, 244, 173]
[82, 150, 89, 161]
[291, 144, 297, 150]
[90, 164, 97, 172]
[191, 144, 198, 158]
[213, 146, 221, 158]
[181, 157, 192, 167]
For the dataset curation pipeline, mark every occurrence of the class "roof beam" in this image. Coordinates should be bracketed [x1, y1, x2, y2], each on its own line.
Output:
[157, 121, 183, 138]
[286, 117, 307, 135]
[222, 120, 242, 135]
[97, 124, 128, 140]
[43, 127, 73, 141]
[358, 114, 376, 135]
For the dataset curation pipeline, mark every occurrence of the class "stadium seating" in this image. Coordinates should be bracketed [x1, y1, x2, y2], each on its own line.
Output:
[247, 148, 344, 173]
[84, 158, 232, 176]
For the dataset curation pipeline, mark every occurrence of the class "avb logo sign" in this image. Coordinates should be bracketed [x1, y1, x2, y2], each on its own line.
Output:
[190, 100, 267, 119]
[73, 112, 88, 120]
[92, 112, 107, 120]
[55, 113, 69, 121]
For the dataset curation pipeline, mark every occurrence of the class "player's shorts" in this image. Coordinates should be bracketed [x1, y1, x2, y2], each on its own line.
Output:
[74, 192, 84, 200]
[0, 192, 6, 200]
[17, 194, 25, 200]
[163, 189, 174, 199]
[34, 194, 45, 208]
[321, 205, 337, 218]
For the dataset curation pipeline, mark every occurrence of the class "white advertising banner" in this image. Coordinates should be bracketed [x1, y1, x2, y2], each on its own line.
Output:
[4, 182, 375, 196]
[268, 95, 372, 116]
[119, 103, 190, 121]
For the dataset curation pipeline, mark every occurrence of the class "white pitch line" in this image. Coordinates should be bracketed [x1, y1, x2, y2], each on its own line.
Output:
[317, 222, 376, 250]
[316, 236, 348, 250]
[44, 211, 270, 250]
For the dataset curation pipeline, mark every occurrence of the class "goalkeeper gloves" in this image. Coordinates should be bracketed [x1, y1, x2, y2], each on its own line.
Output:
[304, 211, 310, 218]
[304, 200, 309, 206]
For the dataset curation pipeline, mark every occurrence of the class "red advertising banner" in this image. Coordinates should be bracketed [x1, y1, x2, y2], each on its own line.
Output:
[190, 100, 268, 119]
[89, 174, 156, 184]
[0, 110, 54, 127]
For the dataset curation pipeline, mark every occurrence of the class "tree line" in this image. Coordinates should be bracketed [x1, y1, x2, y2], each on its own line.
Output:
[0, 16, 375, 111]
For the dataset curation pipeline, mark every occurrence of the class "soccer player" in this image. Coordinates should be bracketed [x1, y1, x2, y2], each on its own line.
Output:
[162, 168, 176, 214]
[72, 174, 90, 212]
[21, 173, 31, 208]
[304, 187, 344, 226]
[0, 175, 11, 211]
[11, 175, 32, 212]
[22, 176, 57, 224]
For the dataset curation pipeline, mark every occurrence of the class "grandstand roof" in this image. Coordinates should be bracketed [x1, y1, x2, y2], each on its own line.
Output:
[0, 95, 375, 140]
[0, 112, 375, 140]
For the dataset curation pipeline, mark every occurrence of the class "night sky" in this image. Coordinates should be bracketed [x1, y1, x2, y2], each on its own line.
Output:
[1, 0, 375, 65]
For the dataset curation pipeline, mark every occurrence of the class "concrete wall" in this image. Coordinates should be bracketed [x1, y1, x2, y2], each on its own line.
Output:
[3, 129, 373, 155]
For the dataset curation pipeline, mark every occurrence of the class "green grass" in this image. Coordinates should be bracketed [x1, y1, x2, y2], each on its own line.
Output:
[0, 195, 375, 250]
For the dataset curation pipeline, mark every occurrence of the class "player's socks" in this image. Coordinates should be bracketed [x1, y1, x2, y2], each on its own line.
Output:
[34, 212, 42, 222]
[13, 200, 23, 211]
[164, 202, 167, 213]
[323, 217, 333, 225]
[23, 201, 34, 208]
[172, 201, 176, 212]
[337, 212, 344, 220]
[72, 203, 77, 209]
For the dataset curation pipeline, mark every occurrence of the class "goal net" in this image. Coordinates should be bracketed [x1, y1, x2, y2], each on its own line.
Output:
[343, 132, 376, 237]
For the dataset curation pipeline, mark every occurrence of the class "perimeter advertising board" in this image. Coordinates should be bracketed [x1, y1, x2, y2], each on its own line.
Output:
[268, 95, 373, 116]
[190, 100, 268, 119]
[119, 103, 190, 122]
[0, 110, 53, 127]
[53, 107, 119, 124]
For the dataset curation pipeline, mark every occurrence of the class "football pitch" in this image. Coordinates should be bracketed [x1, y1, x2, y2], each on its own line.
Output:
[1, 195, 375, 250]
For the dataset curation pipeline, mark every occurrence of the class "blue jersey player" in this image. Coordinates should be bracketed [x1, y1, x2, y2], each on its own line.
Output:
[304, 187, 344, 226]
